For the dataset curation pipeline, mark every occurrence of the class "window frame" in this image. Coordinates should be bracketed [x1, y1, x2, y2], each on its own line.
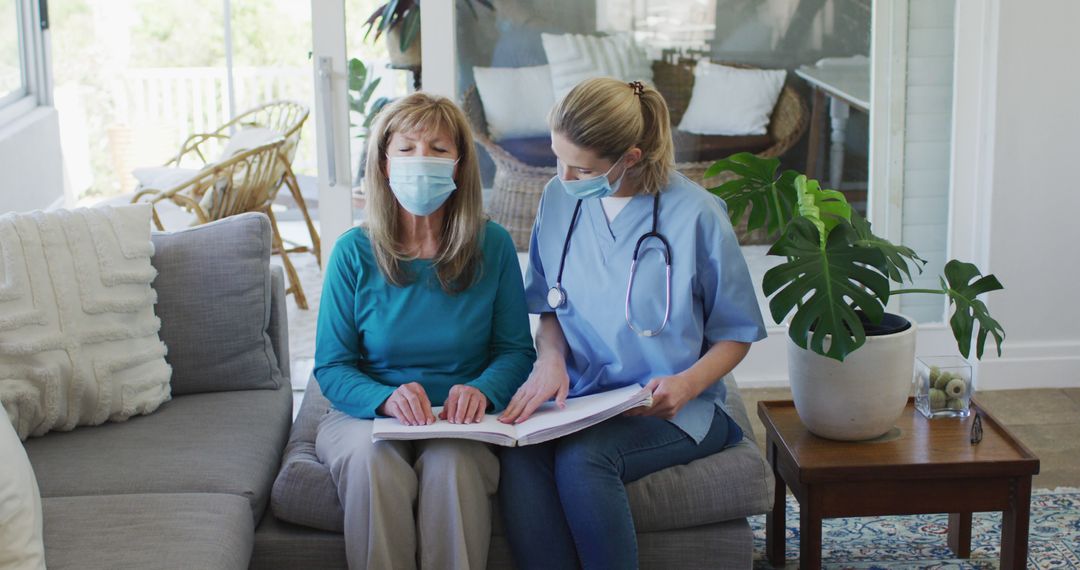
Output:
[0, 0, 50, 128]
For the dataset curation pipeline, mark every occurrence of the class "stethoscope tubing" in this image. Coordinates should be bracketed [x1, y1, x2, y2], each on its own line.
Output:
[547, 193, 673, 337]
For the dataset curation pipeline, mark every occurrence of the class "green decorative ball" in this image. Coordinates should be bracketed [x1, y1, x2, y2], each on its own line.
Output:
[947, 397, 966, 411]
[945, 377, 967, 398]
[929, 388, 947, 410]
[934, 371, 953, 390]
[929, 366, 941, 384]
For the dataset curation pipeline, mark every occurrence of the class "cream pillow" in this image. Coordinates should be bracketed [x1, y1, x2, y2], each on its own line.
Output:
[540, 33, 654, 100]
[0, 204, 172, 441]
[0, 408, 45, 570]
[678, 61, 786, 136]
[474, 65, 556, 141]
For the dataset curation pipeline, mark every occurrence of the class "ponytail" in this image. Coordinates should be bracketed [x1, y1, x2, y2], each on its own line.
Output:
[549, 77, 675, 194]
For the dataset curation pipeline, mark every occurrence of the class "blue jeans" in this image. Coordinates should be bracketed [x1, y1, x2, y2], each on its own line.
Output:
[497, 408, 742, 570]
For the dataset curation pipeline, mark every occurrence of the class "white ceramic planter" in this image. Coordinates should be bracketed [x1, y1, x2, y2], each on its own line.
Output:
[787, 317, 917, 441]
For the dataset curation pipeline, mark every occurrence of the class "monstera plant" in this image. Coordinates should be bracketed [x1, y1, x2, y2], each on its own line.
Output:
[707, 153, 1005, 440]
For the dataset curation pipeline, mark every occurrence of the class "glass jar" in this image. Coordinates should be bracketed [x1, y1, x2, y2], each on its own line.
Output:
[914, 356, 973, 419]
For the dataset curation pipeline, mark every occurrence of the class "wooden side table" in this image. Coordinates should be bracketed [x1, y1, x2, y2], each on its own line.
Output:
[758, 399, 1039, 569]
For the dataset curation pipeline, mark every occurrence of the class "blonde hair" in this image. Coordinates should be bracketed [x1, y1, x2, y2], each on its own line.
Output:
[363, 92, 485, 293]
[549, 77, 675, 195]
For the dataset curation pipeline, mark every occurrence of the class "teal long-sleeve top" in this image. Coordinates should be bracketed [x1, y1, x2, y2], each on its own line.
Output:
[314, 222, 537, 419]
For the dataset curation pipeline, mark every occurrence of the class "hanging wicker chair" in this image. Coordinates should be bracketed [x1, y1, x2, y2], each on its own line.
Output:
[464, 60, 809, 250]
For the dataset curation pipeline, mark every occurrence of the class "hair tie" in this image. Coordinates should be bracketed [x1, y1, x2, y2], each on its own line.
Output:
[628, 81, 645, 97]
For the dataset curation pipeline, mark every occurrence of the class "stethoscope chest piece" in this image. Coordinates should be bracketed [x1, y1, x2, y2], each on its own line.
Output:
[547, 285, 566, 309]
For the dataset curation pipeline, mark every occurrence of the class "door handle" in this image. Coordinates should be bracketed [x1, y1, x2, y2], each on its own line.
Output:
[317, 56, 337, 187]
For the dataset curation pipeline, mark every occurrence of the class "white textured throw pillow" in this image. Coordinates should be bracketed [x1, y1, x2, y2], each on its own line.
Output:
[541, 33, 654, 100]
[0, 204, 172, 441]
[678, 61, 787, 136]
[474, 65, 556, 141]
[0, 408, 45, 570]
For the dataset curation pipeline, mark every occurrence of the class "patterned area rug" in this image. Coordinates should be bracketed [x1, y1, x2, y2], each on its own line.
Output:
[750, 488, 1080, 569]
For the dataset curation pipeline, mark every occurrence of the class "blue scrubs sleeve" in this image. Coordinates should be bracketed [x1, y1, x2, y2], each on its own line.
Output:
[313, 236, 395, 418]
[697, 200, 768, 344]
[465, 227, 537, 412]
[524, 182, 555, 314]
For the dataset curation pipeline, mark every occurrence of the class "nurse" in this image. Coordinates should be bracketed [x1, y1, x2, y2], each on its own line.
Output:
[497, 78, 768, 568]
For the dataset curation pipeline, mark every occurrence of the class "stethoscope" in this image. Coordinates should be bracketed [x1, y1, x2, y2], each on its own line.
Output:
[546, 193, 673, 337]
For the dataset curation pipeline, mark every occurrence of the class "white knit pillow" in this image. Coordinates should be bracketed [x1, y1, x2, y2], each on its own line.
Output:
[0, 407, 45, 569]
[0, 204, 172, 440]
[541, 33, 654, 100]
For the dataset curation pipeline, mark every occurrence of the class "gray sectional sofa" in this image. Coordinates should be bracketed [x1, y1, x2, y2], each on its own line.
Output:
[25, 211, 775, 569]
[25, 213, 294, 569]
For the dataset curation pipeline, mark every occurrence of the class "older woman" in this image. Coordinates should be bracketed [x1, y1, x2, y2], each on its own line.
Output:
[314, 92, 535, 570]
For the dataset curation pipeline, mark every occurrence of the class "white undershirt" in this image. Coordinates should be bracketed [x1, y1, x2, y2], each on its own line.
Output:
[600, 196, 633, 223]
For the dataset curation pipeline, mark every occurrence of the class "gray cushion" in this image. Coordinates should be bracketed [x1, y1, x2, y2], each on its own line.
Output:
[272, 376, 773, 534]
[43, 493, 253, 570]
[151, 212, 283, 395]
[25, 385, 292, 523]
[251, 512, 751, 570]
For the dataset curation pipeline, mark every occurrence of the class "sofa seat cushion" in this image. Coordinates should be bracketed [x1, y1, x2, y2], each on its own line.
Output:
[25, 385, 292, 523]
[272, 377, 772, 534]
[43, 493, 253, 570]
[497, 133, 774, 169]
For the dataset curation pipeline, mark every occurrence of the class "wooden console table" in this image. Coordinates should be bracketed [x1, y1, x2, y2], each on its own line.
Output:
[759, 399, 1039, 569]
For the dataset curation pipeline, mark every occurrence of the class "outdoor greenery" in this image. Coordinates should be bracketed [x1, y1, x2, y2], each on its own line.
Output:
[707, 152, 1005, 362]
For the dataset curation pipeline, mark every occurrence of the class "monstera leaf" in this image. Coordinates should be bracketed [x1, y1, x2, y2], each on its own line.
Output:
[705, 152, 798, 236]
[764, 218, 891, 361]
[794, 175, 851, 248]
[941, 260, 1005, 359]
[850, 211, 926, 283]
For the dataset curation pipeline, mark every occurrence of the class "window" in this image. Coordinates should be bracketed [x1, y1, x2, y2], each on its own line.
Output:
[1, 0, 25, 105]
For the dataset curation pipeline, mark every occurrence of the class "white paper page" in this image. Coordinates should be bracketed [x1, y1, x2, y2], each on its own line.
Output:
[372, 408, 519, 441]
[513, 384, 650, 440]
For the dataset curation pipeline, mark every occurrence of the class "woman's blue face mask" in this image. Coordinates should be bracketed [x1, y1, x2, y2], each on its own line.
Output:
[558, 155, 629, 200]
[387, 156, 458, 216]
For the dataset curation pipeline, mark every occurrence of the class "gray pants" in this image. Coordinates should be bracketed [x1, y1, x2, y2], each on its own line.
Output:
[316, 410, 499, 570]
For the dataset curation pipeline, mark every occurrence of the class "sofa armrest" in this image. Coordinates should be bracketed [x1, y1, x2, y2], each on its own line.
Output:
[269, 265, 290, 383]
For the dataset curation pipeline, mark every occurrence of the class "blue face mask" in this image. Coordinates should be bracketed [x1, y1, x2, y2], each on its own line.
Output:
[558, 156, 629, 200]
[387, 156, 458, 216]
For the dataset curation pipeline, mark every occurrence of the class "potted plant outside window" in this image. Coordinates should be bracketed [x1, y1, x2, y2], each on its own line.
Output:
[364, 0, 494, 68]
[707, 153, 1005, 440]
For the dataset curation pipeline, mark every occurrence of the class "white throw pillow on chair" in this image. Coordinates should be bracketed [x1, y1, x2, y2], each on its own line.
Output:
[678, 61, 786, 136]
[0, 407, 46, 570]
[473, 65, 556, 141]
[540, 33, 654, 100]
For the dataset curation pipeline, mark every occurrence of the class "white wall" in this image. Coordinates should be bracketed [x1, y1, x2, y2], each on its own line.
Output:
[968, 0, 1080, 389]
[899, 0, 954, 323]
[0, 108, 65, 213]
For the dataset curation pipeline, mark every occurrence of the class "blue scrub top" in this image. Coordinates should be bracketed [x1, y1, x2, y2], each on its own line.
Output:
[524, 172, 767, 442]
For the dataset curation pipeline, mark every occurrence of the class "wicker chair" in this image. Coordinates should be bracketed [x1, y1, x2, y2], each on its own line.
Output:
[132, 136, 313, 310]
[169, 100, 319, 266]
[464, 60, 809, 250]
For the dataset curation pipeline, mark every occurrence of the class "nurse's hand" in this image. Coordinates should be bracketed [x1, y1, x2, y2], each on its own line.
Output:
[378, 382, 436, 426]
[629, 375, 696, 420]
[498, 357, 569, 424]
[439, 385, 488, 424]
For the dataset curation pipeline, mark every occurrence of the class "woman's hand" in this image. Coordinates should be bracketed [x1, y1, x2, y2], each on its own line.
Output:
[499, 356, 570, 424]
[438, 385, 488, 424]
[378, 382, 436, 426]
[626, 375, 697, 420]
